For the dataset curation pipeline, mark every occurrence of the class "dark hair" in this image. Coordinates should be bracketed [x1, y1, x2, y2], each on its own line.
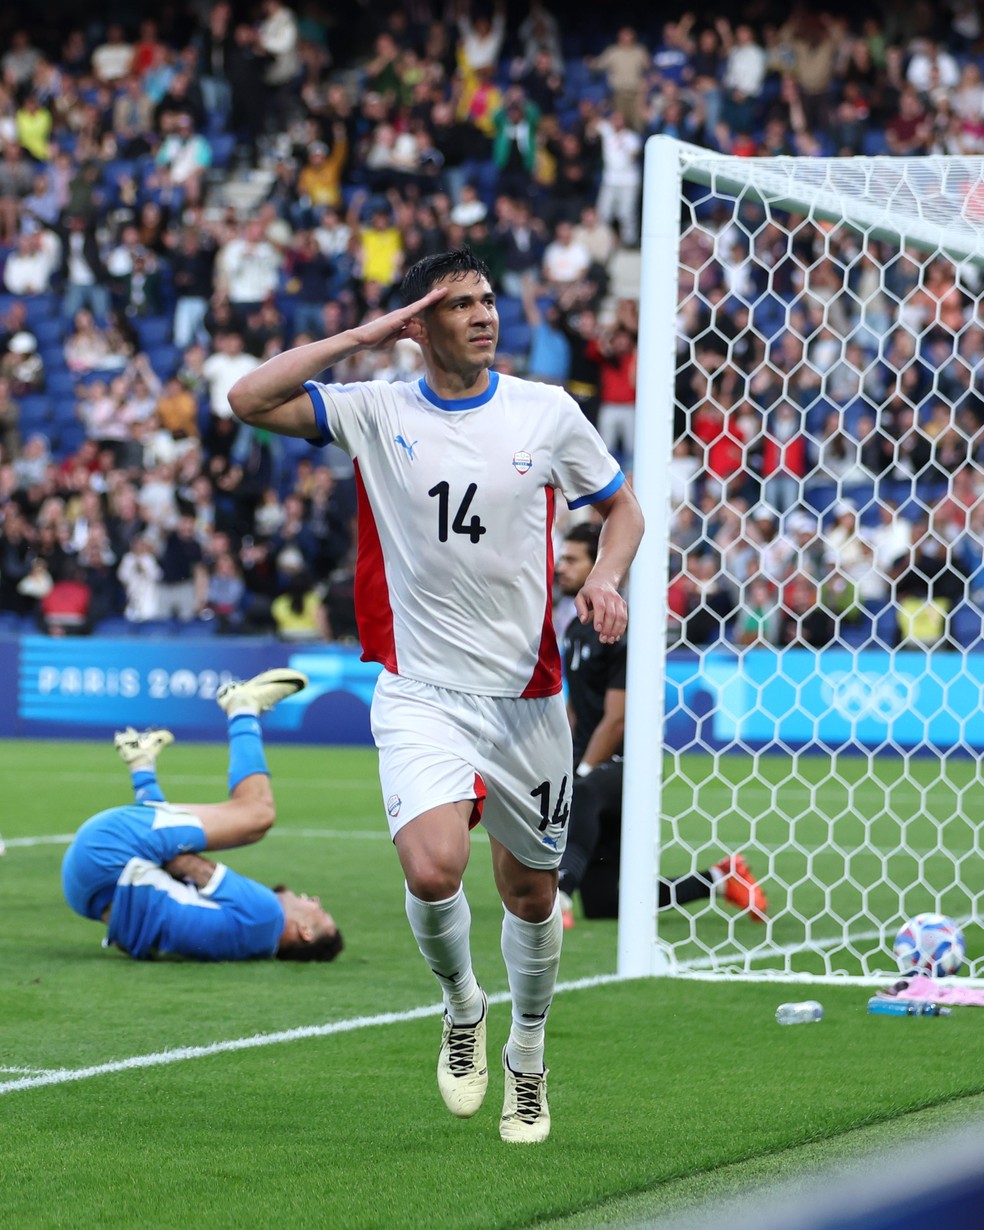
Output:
[276, 928, 345, 963]
[400, 248, 491, 306]
[564, 521, 601, 564]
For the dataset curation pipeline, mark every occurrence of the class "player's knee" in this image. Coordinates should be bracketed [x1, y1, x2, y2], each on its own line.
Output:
[245, 797, 276, 842]
[404, 863, 462, 902]
[503, 882, 556, 923]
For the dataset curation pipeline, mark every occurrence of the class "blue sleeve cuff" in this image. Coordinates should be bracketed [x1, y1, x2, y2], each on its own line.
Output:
[568, 470, 625, 510]
[302, 380, 334, 446]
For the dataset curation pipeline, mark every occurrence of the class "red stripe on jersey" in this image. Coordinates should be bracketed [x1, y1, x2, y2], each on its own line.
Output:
[521, 486, 562, 698]
[468, 772, 487, 829]
[353, 460, 397, 672]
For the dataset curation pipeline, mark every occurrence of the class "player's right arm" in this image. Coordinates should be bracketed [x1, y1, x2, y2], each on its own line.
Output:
[163, 852, 217, 887]
[228, 287, 448, 437]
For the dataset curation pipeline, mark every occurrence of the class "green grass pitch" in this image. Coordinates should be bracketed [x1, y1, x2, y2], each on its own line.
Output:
[2, 737, 983, 1230]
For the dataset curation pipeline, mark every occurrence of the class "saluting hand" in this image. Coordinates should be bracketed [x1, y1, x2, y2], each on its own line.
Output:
[351, 287, 448, 351]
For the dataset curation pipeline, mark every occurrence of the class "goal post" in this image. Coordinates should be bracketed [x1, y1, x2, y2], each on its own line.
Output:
[621, 136, 984, 983]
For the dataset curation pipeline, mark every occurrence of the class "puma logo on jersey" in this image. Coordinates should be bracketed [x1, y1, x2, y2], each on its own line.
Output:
[512, 450, 533, 474]
[395, 435, 418, 460]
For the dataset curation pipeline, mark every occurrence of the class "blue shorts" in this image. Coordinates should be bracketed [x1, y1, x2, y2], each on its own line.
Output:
[62, 803, 207, 921]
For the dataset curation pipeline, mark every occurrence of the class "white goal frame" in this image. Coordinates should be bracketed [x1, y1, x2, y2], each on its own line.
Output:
[620, 136, 984, 981]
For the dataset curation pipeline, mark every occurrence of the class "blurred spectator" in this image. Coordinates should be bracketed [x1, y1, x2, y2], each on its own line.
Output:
[1, 332, 44, 396]
[91, 23, 134, 85]
[776, 573, 835, 648]
[0, 504, 38, 614]
[0, 376, 19, 462]
[152, 113, 213, 206]
[38, 557, 92, 636]
[587, 26, 650, 130]
[3, 230, 56, 296]
[296, 123, 348, 217]
[491, 88, 540, 200]
[521, 279, 570, 385]
[216, 218, 283, 309]
[202, 550, 245, 633]
[112, 75, 156, 158]
[170, 226, 217, 348]
[541, 220, 591, 295]
[456, 0, 507, 74]
[15, 92, 52, 162]
[586, 317, 637, 468]
[157, 510, 208, 621]
[734, 574, 780, 647]
[202, 331, 260, 421]
[593, 111, 642, 248]
[495, 196, 546, 296]
[893, 517, 968, 650]
[271, 566, 331, 641]
[305, 465, 354, 575]
[256, 0, 300, 134]
[117, 533, 163, 622]
[886, 85, 931, 155]
[516, 2, 563, 73]
[3, 30, 41, 88]
[0, 142, 35, 245]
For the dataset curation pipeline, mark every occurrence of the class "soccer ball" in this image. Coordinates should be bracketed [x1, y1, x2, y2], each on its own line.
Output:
[893, 913, 965, 977]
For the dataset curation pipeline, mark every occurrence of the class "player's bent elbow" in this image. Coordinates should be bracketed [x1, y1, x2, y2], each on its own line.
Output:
[227, 380, 260, 424]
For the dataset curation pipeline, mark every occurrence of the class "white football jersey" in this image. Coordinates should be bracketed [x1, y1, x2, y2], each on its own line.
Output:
[304, 371, 624, 697]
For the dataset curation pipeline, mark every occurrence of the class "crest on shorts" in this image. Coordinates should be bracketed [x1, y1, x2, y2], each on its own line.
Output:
[512, 450, 533, 475]
[386, 794, 402, 818]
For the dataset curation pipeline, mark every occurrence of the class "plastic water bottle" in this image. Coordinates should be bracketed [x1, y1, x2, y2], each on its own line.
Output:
[775, 1000, 824, 1024]
[867, 997, 952, 1017]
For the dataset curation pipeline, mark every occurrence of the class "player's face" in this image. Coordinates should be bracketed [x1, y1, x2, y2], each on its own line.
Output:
[555, 540, 594, 597]
[283, 889, 338, 941]
[418, 273, 498, 379]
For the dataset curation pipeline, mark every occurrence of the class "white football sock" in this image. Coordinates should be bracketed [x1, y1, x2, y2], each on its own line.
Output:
[501, 895, 563, 1074]
[405, 884, 484, 1024]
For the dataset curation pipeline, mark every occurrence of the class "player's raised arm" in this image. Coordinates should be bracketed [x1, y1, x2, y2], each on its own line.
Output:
[228, 287, 448, 436]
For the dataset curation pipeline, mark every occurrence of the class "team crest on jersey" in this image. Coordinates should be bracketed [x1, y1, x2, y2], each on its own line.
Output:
[386, 794, 402, 818]
[512, 450, 533, 475]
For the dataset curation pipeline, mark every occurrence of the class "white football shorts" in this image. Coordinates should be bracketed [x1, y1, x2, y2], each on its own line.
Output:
[370, 671, 574, 870]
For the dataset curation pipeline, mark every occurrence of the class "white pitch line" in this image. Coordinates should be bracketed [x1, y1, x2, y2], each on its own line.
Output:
[0, 974, 622, 1098]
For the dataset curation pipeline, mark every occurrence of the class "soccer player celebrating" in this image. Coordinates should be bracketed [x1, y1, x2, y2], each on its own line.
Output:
[62, 670, 343, 963]
[228, 250, 644, 1143]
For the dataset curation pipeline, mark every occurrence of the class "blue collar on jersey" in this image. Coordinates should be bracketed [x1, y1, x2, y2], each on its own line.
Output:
[417, 370, 499, 411]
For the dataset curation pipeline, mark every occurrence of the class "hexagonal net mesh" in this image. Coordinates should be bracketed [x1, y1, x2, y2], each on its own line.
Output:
[626, 141, 984, 982]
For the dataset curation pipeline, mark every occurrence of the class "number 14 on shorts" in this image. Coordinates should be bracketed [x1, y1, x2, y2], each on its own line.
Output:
[530, 775, 570, 848]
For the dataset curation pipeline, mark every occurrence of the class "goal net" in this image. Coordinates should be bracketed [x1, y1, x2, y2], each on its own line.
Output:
[621, 137, 984, 983]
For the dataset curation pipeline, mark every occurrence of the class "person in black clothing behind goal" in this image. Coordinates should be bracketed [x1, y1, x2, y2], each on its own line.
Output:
[555, 522, 767, 927]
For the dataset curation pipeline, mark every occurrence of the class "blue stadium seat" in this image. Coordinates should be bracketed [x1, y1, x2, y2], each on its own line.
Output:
[209, 133, 236, 168]
[53, 422, 87, 456]
[136, 316, 172, 349]
[17, 394, 53, 427]
[46, 371, 78, 400]
[145, 344, 183, 378]
[32, 317, 67, 348]
[22, 293, 58, 324]
[495, 295, 524, 326]
[499, 321, 532, 355]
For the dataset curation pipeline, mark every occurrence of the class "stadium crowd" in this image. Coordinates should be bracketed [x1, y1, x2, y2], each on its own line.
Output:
[0, 0, 982, 650]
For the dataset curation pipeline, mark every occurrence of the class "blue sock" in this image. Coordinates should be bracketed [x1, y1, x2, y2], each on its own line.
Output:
[131, 769, 165, 805]
[227, 713, 269, 792]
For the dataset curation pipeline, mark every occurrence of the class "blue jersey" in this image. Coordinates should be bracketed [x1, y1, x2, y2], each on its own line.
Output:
[106, 860, 285, 961]
[62, 804, 285, 961]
